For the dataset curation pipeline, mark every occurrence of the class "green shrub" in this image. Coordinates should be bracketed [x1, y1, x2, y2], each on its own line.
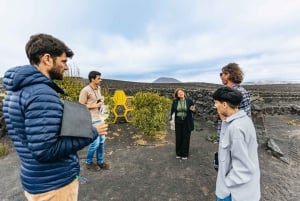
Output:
[55, 64, 85, 101]
[0, 143, 9, 157]
[55, 76, 85, 101]
[210, 133, 218, 141]
[132, 92, 171, 136]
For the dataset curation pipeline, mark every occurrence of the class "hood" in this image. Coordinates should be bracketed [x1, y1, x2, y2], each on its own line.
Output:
[3, 65, 65, 94]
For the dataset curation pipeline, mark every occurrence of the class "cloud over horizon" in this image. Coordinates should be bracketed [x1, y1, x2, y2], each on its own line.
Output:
[1, 0, 300, 84]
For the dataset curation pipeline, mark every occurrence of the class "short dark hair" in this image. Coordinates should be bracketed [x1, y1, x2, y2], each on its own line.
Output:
[25, 33, 74, 65]
[222, 63, 244, 84]
[212, 86, 243, 107]
[88, 71, 101, 82]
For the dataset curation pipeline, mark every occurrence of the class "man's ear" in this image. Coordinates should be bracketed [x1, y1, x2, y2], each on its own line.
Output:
[40, 53, 53, 67]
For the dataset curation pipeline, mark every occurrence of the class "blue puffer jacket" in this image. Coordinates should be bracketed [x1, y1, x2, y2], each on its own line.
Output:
[3, 65, 98, 194]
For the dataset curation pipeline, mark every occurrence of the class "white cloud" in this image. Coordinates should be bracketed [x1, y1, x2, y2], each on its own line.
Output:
[1, 0, 300, 84]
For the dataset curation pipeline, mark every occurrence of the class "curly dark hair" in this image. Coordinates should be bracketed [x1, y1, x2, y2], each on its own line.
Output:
[25, 33, 74, 65]
[221, 63, 244, 84]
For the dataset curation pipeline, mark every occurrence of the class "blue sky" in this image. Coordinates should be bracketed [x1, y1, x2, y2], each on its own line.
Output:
[1, 0, 300, 84]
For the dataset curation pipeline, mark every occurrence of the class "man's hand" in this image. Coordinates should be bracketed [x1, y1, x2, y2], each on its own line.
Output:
[96, 101, 103, 109]
[93, 122, 108, 135]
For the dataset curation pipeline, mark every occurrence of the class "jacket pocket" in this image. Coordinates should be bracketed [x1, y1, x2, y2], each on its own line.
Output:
[219, 140, 230, 162]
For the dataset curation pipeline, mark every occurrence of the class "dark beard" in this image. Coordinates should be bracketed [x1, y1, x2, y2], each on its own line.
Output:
[49, 63, 63, 80]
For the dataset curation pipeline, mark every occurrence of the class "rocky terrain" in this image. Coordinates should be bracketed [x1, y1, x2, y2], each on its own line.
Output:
[0, 80, 300, 200]
[0, 114, 299, 201]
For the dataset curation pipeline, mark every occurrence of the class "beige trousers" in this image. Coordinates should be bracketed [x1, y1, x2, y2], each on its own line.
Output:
[24, 179, 79, 201]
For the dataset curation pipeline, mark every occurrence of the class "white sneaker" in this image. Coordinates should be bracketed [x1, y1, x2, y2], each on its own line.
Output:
[175, 156, 181, 159]
[181, 157, 188, 160]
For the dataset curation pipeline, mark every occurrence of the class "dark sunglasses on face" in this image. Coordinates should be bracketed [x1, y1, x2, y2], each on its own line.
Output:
[220, 72, 228, 76]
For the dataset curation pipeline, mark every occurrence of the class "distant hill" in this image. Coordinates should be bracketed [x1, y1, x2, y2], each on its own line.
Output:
[153, 77, 181, 83]
[244, 80, 300, 85]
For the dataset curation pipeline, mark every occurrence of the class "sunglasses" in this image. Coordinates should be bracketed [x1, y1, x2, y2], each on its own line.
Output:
[219, 72, 227, 76]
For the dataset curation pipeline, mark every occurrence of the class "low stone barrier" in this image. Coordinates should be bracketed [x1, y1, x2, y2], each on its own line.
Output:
[1, 79, 300, 141]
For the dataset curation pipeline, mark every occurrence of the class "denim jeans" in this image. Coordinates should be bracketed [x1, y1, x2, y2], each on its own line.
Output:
[217, 195, 231, 201]
[85, 120, 106, 165]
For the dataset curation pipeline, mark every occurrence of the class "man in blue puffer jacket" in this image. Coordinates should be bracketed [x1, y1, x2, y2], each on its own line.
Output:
[3, 33, 108, 201]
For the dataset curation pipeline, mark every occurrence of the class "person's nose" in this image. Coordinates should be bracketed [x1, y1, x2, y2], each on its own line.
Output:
[65, 63, 69, 71]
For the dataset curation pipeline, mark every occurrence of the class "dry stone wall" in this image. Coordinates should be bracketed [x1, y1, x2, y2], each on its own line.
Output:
[102, 79, 300, 117]
[101, 80, 300, 143]
[1, 78, 300, 141]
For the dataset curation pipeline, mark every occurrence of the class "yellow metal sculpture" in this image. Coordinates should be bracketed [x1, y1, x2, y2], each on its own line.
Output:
[109, 90, 133, 123]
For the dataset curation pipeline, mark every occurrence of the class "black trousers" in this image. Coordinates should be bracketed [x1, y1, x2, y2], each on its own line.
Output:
[175, 119, 191, 157]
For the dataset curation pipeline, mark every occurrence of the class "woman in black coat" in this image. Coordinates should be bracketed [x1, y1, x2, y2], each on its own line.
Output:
[170, 88, 196, 159]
